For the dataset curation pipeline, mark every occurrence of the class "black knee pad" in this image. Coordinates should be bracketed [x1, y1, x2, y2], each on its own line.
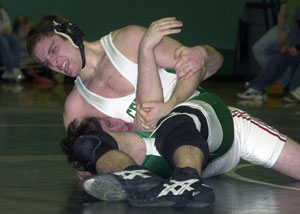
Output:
[73, 129, 118, 174]
[154, 106, 209, 168]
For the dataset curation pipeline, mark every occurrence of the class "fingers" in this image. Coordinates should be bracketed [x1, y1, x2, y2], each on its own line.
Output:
[174, 46, 208, 79]
[174, 46, 185, 59]
[176, 59, 202, 78]
[136, 104, 151, 123]
[141, 122, 155, 131]
[136, 110, 156, 130]
[150, 17, 183, 36]
[176, 61, 194, 74]
[136, 103, 157, 130]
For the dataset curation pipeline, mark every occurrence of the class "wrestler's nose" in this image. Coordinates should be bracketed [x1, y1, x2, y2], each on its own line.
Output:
[47, 55, 58, 67]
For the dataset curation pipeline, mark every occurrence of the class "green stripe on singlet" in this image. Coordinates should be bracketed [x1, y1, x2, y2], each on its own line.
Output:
[136, 132, 172, 178]
[192, 87, 234, 162]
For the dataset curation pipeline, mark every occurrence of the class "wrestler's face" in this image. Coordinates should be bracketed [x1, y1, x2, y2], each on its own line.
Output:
[98, 117, 133, 132]
[33, 35, 81, 77]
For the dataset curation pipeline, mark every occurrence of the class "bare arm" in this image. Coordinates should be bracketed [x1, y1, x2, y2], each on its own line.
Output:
[134, 18, 223, 130]
[114, 20, 223, 130]
[277, 3, 288, 45]
[134, 18, 182, 130]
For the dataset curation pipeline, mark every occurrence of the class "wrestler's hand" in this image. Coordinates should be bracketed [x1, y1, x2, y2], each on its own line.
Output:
[174, 45, 208, 80]
[135, 101, 173, 131]
[140, 17, 183, 50]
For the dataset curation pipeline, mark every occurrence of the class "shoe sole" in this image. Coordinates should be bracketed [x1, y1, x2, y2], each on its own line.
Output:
[129, 197, 176, 207]
[283, 93, 300, 103]
[183, 190, 215, 208]
[83, 174, 129, 201]
[130, 186, 215, 207]
[130, 199, 213, 207]
[283, 97, 296, 103]
[130, 196, 214, 208]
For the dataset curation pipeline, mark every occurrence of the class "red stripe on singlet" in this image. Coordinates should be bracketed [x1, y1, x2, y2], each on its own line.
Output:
[231, 110, 286, 142]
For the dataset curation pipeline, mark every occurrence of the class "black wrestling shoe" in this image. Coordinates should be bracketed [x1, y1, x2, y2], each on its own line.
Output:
[82, 165, 164, 201]
[129, 167, 215, 207]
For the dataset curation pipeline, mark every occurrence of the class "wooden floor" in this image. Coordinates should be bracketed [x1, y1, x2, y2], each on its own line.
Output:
[0, 80, 299, 214]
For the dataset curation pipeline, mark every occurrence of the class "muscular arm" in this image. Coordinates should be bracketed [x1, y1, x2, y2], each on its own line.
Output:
[133, 18, 223, 130]
[165, 45, 223, 108]
[114, 20, 223, 130]
[155, 37, 223, 80]
[116, 24, 223, 103]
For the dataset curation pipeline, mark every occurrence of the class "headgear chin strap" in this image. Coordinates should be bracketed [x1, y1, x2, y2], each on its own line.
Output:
[28, 19, 86, 69]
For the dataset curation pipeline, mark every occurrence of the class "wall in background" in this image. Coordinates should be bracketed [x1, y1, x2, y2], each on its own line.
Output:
[2, 0, 261, 76]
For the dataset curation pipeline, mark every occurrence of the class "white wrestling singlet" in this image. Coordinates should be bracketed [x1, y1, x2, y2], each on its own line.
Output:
[75, 32, 186, 123]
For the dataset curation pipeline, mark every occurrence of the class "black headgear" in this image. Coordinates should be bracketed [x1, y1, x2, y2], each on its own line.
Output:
[28, 18, 86, 69]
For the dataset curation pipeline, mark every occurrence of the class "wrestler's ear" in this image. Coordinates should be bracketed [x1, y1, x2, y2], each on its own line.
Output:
[94, 117, 104, 131]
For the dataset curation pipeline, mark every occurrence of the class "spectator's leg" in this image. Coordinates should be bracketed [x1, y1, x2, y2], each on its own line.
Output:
[5, 34, 21, 68]
[0, 35, 15, 72]
[252, 26, 280, 69]
[249, 53, 295, 91]
[253, 25, 291, 87]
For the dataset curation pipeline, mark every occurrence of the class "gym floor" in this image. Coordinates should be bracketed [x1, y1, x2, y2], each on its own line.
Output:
[0, 79, 299, 214]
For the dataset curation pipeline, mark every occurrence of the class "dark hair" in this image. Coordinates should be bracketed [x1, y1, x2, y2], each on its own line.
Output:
[60, 117, 99, 168]
[26, 14, 68, 57]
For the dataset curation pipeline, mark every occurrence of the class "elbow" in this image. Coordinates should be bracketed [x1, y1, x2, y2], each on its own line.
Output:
[212, 50, 224, 74]
[216, 52, 224, 70]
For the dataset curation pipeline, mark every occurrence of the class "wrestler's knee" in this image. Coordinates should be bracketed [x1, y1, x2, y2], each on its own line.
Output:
[155, 113, 209, 167]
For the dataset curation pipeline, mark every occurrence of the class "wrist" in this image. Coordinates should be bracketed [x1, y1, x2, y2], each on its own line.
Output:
[166, 96, 177, 110]
[139, 41, 156, 52]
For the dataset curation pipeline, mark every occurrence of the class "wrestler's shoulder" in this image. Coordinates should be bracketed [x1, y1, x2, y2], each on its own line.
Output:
[64, 89, 85, 109]
[112, 25, 146, 45]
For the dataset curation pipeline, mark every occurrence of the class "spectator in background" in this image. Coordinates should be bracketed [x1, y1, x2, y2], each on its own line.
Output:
[12, 15, 56, 85]
[237, 4, 300, 103]
[240, 1, 300, 98]
[13, 16, 32, 65]
[0, 2, 24, 82]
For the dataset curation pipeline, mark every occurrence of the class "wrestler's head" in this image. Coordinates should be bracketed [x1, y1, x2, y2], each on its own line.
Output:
[60, 117, 98, 169]
[98, 117, 133, 132]
[27, 14, 85, 76]
[60, 117, 131, 170]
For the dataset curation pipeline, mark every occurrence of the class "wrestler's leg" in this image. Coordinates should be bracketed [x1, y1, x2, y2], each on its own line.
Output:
[134, 108, 215, 207]
[173, 145, 204, 175]
[77, 150, 135, 180]
[107, 131, 147, 166]
[95, 150, 136, 174]
[154, 106, 210, 175]
[272, 137, 300, 180]
[230, 107, 299, 180]
[77, 129, 164, 202]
